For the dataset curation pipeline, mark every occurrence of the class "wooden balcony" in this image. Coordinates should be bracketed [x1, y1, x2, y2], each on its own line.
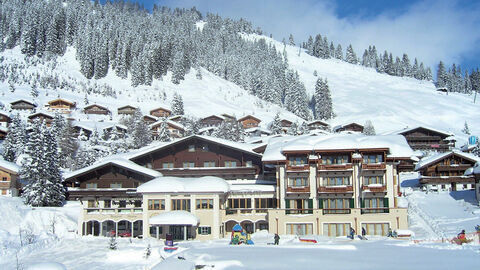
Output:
[419, 176, 475, 184]
[362, 163, 386, 170]
[85, 208, 143, 214]
[436, 164, 472, 172]
[318, 164, 353, 171]
[225, 208, 269, 215]
[158, 167, 257, 178]
[362, 185, 387, 192]
[286, 164, 309, 171]
[0, 181, 12, 189]
[322, 208, 351, 214]
[287, 186, 310, 193]
[318, 186, 353, 193]
[286, 208, 313, 215]
[361, 208, 389, 214]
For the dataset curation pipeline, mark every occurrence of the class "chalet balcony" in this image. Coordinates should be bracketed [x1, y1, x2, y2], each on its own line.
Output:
[407, 135, 442, 141]
[362, 185, 387, 192]
[285, 208, 313, 215]
[436, 164, 472, 172]
[225, 208, 269, 215]
[158, 167, 257, 177]
[85, 207, 143, 214]
[419, 176, 475, 184]
[318, 185, 353, 193]
[322, 208, 351, 214]
[286, 164, 310, 171]
[361, 163, 386, 170]
[361, 208, 389, 214]
[286, 186, 310, 193]
[318, 164, 353, 171]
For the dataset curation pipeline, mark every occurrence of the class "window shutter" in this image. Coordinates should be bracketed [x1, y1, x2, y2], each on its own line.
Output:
[197, 227, 201, 234]
[360, 198, 365, 208]
[308, 199, 313, 209]
[383, 198, 389, 208]
[285, 199, 290, 209]
[207, 227, 211, 234]
[318, 199, 323, 209]
[349, 198, 354, 208]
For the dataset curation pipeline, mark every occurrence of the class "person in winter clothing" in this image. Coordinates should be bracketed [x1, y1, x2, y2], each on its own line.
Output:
[387, 228, 393, 237]
[457, 230, 466, 240]
[349, 227, 355, 239]
[361, 227, 366, 237]
[274, 233, 280, 245]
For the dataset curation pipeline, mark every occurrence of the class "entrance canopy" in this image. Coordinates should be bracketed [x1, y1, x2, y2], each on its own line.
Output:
[150, 210, 199, 226]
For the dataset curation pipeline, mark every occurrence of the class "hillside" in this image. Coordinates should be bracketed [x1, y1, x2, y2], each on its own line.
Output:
[245, 34, 480, 143]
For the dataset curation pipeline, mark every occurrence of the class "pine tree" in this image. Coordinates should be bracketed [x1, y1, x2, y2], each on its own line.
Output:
[288, 34, 295, 46]
[335, 44, 343, 60]
[363, 120, 376, 135]
[2, 114, 26, 162]
[298, 122, 309, 135]
[287, 122, 299, 135]
[269, 113, 283, 135]
[345, 44, 357, 64]
[436, 61, 447, 88]
[156, 118, 171, 142]
[171, 93, 184, 116]
[130, 109, 153, 148]
[314, 78, 334, 120]
[462, 121, 470, 135]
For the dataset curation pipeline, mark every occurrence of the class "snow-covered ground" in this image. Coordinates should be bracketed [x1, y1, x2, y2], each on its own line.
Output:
[1, 192, 479, 270]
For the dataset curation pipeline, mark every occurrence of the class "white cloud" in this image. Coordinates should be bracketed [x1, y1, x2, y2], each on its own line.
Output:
[159, 0, 480, 69]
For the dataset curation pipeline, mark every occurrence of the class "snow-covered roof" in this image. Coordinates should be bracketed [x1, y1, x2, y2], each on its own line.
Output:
[149, 211, 199, 226]
[72, 123, 94, 132]
[103, 124, 127, 131]
[262, 134, 414, 162]
[137, 176, 229, 193]
[332, 122, 363, 132]
[47, 98, 76, 105]
[464, 162, 480, 175]
[64, 158, 162, 180]
[307, 120, 329, 126]
[393, 126, 453, 137]
[28, 111, 55, 119]
[238, 115, 261, 122]
[245, 127, 272, 134]
[84, 103, 109, 110]
[0, 158, 20, 173]
[0, 110, 10, 117]
[11, 99, 35, 105]
[229, 183, 275, 193]
[415, 150, 480, 171]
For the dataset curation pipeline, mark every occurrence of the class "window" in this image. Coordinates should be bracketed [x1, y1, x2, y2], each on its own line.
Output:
[1, 177, 7, 181]
[323, 223, 350, 237]
[228, 198, 252, 209]
[183, 162, 195, 168]
[325, 176, 350, 186]
[363, 154, 383, 164]
[363, 198, 385, 208]
[322, 155, 349, 165]
[325, 198, 350, 209]
[196, 199, 214, 209]
[198, 226, 211, 235]
[225, 161, 237, 168]
[286, 223, 313, 235]
[201, 144, 209, 152]
[172, 199, 190, 211]
[86, 183, 97, 189]
[134, 200, 142, 208]
[246, 161, 253, 167]
[288, 177, 308, 187]
[362, 223, 389, 236]
[286, 199, 312, 214]
[203, 161, 216, 167]
[87, 200, 97, 208]
[119, 200, 127, 208]
[255, 198, 276, 208]
[110, 183, 122, 188]
[162, 162, 174, 169]
[288, 156, 307, 166]
[148, 199, 165, 210]
[188, 144, 195, 152]
[364, 176, 383, 185]
[104, 200, 111, 208]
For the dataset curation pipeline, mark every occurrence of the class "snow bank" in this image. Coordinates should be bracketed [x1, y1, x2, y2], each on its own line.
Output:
[25, 262, 66, 270]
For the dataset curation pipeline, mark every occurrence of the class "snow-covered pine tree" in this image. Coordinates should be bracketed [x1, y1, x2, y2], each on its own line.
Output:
[156, 118, 171, 142]
[171, 93, 184, 116]
[345, 44, 357, 64]
[298, 122, 309, 135]
[41, 126, 65, 206]
[335, 44, 343, 60]
[462, 121, 470, 135]
[436, 61, 447, 88]
[171, 51, 185, 85]
[287, 122, 298, 135]
[314, 78, 334, 120]
[363, 120, 376, 136]
[288, 34, 295, 46]
[269, 113, 283, 135]
[130, 109, 153, 148]
[2, 114, 26, 162]
[183, 117, 201, 136]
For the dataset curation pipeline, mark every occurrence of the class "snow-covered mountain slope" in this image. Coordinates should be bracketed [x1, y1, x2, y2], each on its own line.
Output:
[0, 47, 304, 127]
[245, 34, 480, 142]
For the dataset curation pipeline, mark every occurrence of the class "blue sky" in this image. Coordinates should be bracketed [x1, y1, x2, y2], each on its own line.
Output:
[128, 0, 480, 73]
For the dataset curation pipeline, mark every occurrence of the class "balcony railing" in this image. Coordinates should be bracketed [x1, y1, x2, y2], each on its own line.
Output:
[419, 176, 475, 184]
[286, 186, 310, 193]
[362, 185, 387, 192]
[318, 185, 353, 193]
[286, 164, 309, 171]
[318, 164, 353, 171]
[436, 164, 472, 172]
[362, 163, 386, 170]
[322, 208, 351, 214]
[361, 208, 389, 214]
[85, 208, 143, 214]
[225, 208, 270, 215]
[0, 181, 12, 188]
[286, 208, 313, 215]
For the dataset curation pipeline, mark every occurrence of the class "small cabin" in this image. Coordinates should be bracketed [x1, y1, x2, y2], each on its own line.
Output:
[150, 107, 171, 118]
[10, 100, 36, 111]
[238, 115, 261, 129]
[73, 125, 93, 140]
[28, 112, 54, 126]
[84, 104, 110, 115]
[333, 122, 364, 133]
[151, 120, 185, 139]
[0, 159, 20, 197]
[397, 126, 454, 152]
[0, 112, 11, 128]
[201, 115, 224, 127]
[308, 120, 329, 131]
[103, 124, 128, 137]
[118, 105, 137, 115]
[46, 98, 76, 113]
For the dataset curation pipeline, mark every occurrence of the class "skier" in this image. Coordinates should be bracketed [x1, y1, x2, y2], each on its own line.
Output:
[457, 229, 466, 240]
[274, 233, 280, 245]
[387, 228, 393, 237]
[349, 227, 355, 239]
[361, 227, 367, 240]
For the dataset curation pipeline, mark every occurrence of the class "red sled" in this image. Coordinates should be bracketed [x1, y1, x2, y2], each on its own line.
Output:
[299, 238, 317, 243]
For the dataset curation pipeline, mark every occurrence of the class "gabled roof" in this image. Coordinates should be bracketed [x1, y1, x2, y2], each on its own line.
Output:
[150, 107, 171, 114]
[202, 114, 225, 121]
[415, 150, 480, 171]
[117, 105, 137, 110]
[103, 124, 127, 131]
[64, 158, 162, 180]
[0, 110, 11, 118]
[238, 115, 261, 122]
[307, 120, 329, 126]
[395, 126, 453, 137]
[0, 158, 20, 174]
[11, 99, 36, 106]
[150, 120, 185, 130]
[143, 114, 157, 121]
[332, 122, 363, 132]
[47, 98, 76, 106]
[28, 111, 55, 119]
[84, 104, 109, 111]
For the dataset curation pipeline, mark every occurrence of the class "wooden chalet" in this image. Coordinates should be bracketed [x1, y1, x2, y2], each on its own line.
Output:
[10, 99, 36, 111]
[415, 151, 480, 191]
[221, 113, 236, 122]
[103, 124, 127, 137]
[0, 159, 20, 197]
[150, 120, 185, 139]
[201, 115, 224, 127]
[333, 122, 364, 133]
[83, 104, 110, 115]
[46, 98, 76, 113]
[238, 115, 261, 129]
[397, 126, 454, 152]
[150, 107, 171, 118]
[28, 112, 54, 126]
[130, 135, 263, 180]
[0, 126, 7, 140]
[73, 124, 93, 139]
[0, 112, 11, 128]
[117, 105, 137, 115]
[143, 115, 157, 125]
[308, 120, 329, 131]
[168, 115, 186, 123]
